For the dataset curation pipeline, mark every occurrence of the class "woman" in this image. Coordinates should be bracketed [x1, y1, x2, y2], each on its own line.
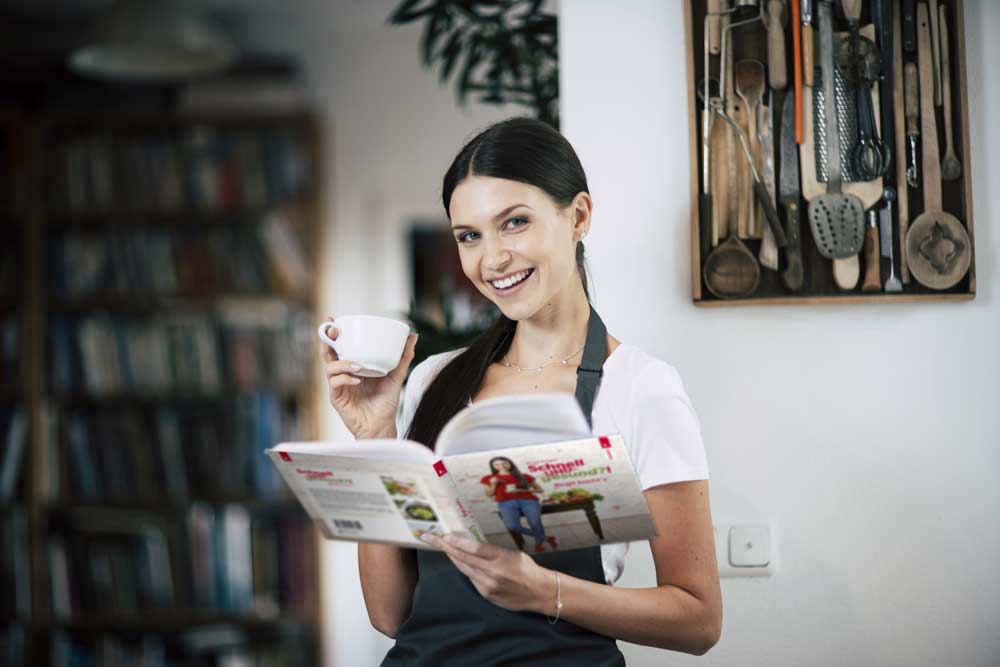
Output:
[322, 116, 722, 664]
[482, 456, 555, 554]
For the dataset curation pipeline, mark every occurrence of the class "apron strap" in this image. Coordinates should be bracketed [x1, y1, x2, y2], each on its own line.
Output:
[574, 303, 607, 431]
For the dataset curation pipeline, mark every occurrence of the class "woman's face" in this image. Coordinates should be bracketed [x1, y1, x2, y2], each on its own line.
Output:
[492, 459, 512, 473]
[449, 176, 588, 321]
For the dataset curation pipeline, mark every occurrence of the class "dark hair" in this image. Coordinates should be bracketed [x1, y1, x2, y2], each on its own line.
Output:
[405, 116, 592, 451]
[487, 456, 532, 491]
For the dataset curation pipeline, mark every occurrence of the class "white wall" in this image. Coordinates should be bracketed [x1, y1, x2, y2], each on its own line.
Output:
[561, 1, 999, 666]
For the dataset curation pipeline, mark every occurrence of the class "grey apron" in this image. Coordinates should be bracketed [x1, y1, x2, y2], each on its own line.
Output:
[381, 304, 626, 666]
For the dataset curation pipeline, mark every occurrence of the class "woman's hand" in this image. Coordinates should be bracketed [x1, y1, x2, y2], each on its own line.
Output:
[419, 533, 553, 614]
[321, 315, 418, 440]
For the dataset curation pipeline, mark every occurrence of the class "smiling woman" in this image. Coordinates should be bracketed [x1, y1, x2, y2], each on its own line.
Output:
[349, 116, 722, 665]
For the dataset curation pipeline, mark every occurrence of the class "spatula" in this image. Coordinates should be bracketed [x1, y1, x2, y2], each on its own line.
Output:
[808, 0, 865, 260]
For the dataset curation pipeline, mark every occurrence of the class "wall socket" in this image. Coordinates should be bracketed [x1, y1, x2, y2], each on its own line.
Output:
[713, 520, 778, 578]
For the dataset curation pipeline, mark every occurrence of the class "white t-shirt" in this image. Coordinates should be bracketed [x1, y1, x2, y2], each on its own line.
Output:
[395, 341, 710, 585]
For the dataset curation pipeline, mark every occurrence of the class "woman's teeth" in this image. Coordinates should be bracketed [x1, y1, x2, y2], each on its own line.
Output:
[490, 269, 533, 290]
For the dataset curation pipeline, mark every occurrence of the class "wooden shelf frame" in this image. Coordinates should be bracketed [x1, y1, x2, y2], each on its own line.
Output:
[683, 0, 977, 306]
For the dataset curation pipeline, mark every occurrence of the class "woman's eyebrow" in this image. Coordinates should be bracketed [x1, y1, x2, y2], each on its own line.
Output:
[452, 204, 532, 230]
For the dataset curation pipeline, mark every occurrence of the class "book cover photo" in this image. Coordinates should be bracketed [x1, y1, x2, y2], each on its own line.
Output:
[443, 435, 656, 552]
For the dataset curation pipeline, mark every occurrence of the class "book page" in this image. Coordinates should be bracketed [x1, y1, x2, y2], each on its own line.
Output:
[436, 392, 591, 457]
[440, 435, 656, 552]
[266, 449, 474, 548]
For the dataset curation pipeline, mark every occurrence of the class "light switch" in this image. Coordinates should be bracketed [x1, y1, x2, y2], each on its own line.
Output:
[729, 524, 770, 567]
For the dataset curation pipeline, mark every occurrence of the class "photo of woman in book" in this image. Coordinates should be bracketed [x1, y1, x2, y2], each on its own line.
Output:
[481, 456, 557, 554]
[322, 115, 721, 664]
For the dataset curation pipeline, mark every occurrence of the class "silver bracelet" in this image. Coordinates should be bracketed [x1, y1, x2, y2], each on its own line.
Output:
[546, 572, 563, 624]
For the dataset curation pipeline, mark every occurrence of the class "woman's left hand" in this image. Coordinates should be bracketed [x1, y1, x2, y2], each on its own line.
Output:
[419, 533, 551, 613]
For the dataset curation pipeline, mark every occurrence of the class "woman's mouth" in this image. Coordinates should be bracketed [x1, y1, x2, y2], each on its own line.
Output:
[488, 268, 535, 295]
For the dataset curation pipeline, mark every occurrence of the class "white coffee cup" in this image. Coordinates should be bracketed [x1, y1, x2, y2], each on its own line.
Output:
[318, 315, 411, 378]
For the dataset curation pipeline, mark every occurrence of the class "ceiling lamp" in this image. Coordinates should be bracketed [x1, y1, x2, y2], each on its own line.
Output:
[68, 0, 237, 81]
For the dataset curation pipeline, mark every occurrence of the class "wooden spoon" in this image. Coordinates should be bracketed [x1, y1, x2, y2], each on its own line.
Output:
[735, 60, 766, 238]
[905, 3, 970, 289]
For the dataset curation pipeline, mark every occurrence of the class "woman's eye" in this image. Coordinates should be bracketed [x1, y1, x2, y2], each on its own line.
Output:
[455, 218, 527, 244]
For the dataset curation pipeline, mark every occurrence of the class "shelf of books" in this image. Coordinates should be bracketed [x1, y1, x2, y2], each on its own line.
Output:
[1, 111, 32, 666]
[1, 111, 325, 667]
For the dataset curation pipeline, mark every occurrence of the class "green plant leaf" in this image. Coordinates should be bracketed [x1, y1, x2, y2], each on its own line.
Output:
[438, 29, 466, 82]
[389, 0, 560, 130]
[387, 0, 435, 24]
[457, 38, 485, 104]
[420, 5, 457, 67]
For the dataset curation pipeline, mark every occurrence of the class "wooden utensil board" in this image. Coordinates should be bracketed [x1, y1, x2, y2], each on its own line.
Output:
[684, 0, 976, 306]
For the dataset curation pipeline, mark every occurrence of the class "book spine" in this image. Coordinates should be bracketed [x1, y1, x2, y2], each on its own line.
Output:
[0, 409, 26, 501]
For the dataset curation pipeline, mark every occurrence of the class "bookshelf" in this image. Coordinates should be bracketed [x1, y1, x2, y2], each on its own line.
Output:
[1, 111, 31, 667]
[0, 111, 325, 666]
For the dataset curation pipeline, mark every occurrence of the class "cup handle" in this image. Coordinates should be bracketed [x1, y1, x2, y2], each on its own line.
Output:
[317, 321, 338, 349]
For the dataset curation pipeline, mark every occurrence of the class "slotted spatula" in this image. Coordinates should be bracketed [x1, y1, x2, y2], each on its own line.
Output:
[808, 0, 865, 260]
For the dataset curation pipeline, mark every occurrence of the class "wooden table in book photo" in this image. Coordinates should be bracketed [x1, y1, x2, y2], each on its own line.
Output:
[498, 499, 604, 550]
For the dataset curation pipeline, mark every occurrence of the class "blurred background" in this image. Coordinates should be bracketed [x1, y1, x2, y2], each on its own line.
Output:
[0, 1, 997, 666]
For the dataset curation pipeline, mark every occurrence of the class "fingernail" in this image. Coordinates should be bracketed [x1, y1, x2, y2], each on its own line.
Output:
[350, 363, 363, 371]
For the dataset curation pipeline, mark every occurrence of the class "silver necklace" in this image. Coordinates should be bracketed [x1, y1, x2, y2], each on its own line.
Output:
[502, 342, 586, 373]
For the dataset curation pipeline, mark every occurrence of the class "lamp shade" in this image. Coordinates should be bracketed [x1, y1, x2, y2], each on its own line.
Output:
[69, 0, 237, 81]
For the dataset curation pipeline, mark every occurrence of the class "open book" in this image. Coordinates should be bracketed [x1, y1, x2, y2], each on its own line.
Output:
[267, 393, 656, 553]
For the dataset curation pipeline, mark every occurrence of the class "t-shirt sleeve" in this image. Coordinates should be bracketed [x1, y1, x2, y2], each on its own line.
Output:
[396, 358, 430, 440]
[626, 360, 710, 490]
[395, 349, 464, 440]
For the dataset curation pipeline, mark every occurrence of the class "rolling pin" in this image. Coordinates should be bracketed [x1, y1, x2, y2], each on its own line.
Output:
[767, 0, 788, 90]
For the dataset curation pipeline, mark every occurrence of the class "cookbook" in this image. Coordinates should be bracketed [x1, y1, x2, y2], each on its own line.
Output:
[266, 392, 657, 553]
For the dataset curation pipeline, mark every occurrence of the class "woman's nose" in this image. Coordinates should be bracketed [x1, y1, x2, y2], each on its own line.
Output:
[483, 237, 512, 271]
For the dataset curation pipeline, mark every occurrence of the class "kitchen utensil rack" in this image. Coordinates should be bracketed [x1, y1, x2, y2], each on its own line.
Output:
[684, 0, 976, 306]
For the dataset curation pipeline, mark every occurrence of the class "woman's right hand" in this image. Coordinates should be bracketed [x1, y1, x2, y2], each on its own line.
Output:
[321, 315, 418, 440]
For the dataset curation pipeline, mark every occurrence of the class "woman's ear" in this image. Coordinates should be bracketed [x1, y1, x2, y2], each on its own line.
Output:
[567, 192, 592, 241]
